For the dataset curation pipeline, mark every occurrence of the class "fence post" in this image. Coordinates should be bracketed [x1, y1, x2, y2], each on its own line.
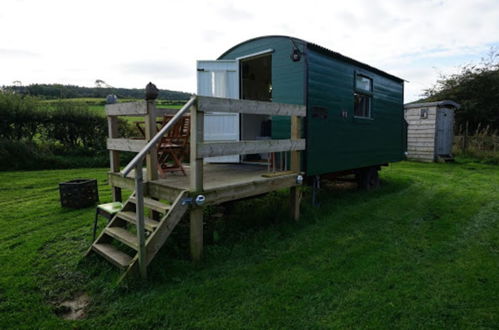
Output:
[107, 116, 122, 202]
[190, 99, 204, 261]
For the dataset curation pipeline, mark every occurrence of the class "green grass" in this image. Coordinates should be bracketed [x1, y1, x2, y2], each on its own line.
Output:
[0, 160, 498, 328]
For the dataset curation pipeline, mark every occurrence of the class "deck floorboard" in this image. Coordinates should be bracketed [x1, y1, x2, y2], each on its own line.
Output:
[135, 163, 271, 190]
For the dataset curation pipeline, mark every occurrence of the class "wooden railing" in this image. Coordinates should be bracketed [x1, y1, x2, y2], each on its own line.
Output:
[190, 96, 306, 189]
[106, 96, 195, 278]
[106, 96, 307, 186]
[106, 99, 158, 202]
[106, 93, 307, 274]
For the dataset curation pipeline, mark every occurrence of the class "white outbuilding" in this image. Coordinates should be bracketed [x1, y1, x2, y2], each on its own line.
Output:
[404, 100, 460, 162]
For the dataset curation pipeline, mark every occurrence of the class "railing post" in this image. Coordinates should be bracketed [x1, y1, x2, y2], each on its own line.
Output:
[290, 115, 301, 221]
[134, 159, 147, 279]
[107, 115, 122, 201]
[190, 100, 204, 261]
[145, 98, 158, 181]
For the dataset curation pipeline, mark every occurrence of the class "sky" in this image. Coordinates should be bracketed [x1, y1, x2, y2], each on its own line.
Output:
[1, 0, 499, 102]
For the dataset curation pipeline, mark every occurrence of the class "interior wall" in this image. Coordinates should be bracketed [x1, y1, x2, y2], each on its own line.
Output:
[240, 55, 272, 141]
[241, 55, 272, 101]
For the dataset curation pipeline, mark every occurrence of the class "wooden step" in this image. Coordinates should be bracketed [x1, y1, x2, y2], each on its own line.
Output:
[105, 227, 138, 250]
[92, 243, 132, 269]
[129, 196, 171, 214]
[117, 211, 159, 232]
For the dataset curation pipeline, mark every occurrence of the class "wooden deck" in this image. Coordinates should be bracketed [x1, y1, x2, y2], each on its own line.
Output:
[109, 163, 300, 205]
[93, 94, 306, 277]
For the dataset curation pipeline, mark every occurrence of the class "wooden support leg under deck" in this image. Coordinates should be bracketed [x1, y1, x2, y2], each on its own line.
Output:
[112, 186, 122, 202]
[290, 115, 302, 221]
[290, 187, 301, 221]
[190, 207, 203, 261]
[190, 101, 204, 261]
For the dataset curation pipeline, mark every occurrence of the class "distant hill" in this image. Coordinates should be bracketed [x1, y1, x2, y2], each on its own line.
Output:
[1, 84, 192, 100]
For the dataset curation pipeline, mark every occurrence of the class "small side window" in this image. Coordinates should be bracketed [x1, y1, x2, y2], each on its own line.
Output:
[354, 74, 373, 119]
[354, 93, 371, 118]
[356, 75, 372, 92]
[420, 108, 428, 119]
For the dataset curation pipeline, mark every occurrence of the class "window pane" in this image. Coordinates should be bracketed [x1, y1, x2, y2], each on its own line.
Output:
[354, 93, 371, 118]
[356, 75, 372, 92]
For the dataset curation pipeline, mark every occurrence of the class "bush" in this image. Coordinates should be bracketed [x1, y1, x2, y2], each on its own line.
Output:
[0, 92, 135, 170]
[423, 49, 499, 132]
[0, 93, 44, 140]
[42, 101, 108, 151]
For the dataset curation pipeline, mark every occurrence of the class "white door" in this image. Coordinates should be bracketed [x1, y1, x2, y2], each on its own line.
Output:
[436, 108, 454, 156]
[197, 60, 240, 163]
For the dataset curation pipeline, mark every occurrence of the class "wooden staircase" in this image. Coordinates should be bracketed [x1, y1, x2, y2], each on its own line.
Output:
[87, 190, 189, 280]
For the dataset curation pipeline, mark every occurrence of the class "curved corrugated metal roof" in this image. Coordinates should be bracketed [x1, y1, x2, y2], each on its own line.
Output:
[404, 100, 461, 109]
[218, 35, 404, 82]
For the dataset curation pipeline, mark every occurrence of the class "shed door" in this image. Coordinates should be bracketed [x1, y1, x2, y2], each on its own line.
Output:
[197, 60, 240, 163]
[436, 108, 454, 155]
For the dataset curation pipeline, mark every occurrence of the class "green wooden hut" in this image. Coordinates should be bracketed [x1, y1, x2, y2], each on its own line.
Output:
[198, 35, 406, 187]
[88, 36, 407, 277]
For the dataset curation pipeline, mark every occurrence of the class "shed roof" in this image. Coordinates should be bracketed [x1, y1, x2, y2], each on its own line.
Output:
[218, 35, 404, 83]
[404, 100, 461, 109]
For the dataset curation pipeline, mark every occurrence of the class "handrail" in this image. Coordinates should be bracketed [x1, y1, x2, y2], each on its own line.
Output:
[121, 95, 197, 177]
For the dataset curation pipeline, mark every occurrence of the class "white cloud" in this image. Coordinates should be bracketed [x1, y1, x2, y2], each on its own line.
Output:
[0, 0, 498, 101]
[121, 60, 191, 79]
[0, 48, 39, 58]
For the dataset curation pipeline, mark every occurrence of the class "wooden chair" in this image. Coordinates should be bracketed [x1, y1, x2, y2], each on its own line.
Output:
[156, 115, 190, 176]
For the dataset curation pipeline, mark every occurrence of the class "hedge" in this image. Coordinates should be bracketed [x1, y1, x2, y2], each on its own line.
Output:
[0, 92, 133, 170]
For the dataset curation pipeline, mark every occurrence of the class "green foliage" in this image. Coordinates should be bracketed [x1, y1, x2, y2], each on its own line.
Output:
[2, 83, 192, 101]
[1, 161, 498, 328]
[0, 93, 135, 170]
[423, 49, 499, 131]
[0, 93, 44, 140]
[43, 101, 108, 151]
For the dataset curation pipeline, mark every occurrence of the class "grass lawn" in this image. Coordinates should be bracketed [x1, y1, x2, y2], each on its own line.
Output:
[0, 160, 498, 328]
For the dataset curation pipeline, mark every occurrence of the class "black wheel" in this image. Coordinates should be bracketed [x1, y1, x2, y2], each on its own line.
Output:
[356, 167, 380, 190]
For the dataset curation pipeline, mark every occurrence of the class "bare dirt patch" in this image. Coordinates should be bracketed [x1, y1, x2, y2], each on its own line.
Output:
[54, 292, 90, 320]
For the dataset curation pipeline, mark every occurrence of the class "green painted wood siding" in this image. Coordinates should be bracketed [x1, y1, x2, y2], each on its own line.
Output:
[306, 47, 405, 175]
[218, 36, 405, 175]
[218, 36, 306, 139]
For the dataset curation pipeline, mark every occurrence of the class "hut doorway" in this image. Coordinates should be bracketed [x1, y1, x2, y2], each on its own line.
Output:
[240, 54, 272, 163]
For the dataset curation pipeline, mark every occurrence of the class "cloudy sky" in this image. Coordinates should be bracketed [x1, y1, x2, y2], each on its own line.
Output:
[1, 0, 498, 102]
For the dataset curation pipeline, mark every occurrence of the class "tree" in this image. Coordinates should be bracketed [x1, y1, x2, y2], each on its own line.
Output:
[423, 49, 499, 132]
[95, 79, 113, 88]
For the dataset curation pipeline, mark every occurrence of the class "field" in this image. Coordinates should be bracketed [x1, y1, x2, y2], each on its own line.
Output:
[0, 160, 498, 328]
[42, 97, 185, 123]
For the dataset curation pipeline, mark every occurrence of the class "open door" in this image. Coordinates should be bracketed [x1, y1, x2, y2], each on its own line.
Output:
[197, 60, 240, 163]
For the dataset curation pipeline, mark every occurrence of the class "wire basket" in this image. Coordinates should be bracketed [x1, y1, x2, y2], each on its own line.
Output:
[59, 179, 99, 209]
